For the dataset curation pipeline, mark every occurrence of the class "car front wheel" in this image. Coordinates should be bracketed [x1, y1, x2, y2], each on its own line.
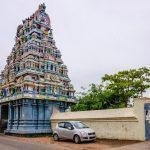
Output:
[53, 133, 59, 141]
[74, 135, 81, 144]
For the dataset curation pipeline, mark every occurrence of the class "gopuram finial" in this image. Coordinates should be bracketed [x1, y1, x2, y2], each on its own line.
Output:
[38, 3, 46, 12]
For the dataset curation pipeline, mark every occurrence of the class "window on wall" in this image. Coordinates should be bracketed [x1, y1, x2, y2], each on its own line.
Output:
[32, 76, 38, 81]
[51, 64, 53, 71]
[47, 86, 51, 94]
[45, 62, 58, 72]
[55, 66, 57, 72]
[15, 65, 20, 72]
[40, 88, 46, 94]
[41, 65, 44, 70]
[47, 65, 50, 70]
[35, 64, 39, 69]
[37, 24, 41, 29]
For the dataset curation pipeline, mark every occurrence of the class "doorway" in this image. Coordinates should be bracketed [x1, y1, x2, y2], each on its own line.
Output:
[0, 104, 8, 132]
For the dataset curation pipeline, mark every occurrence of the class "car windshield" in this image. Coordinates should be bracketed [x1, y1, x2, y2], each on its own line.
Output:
[73, 122, 89, 129]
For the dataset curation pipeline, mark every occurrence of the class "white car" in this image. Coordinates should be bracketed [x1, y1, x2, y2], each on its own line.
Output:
[53, 121, 96, 144]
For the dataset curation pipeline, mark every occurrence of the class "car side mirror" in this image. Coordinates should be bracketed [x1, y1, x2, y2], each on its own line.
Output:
[68, 126, 74, 130]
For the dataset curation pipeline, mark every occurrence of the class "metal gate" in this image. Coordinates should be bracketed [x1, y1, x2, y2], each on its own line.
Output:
[145, 103, 150, 140]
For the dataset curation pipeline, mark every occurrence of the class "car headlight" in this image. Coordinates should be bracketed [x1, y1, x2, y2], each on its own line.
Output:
[81, 131, 87, 137]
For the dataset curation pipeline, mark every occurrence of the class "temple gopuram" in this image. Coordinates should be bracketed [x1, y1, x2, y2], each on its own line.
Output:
[0, 4, 75, 134]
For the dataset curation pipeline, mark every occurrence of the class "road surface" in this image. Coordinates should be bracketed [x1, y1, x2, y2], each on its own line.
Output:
[0, 134, 149, 150]
[0, 135, 69, 150]
[111, 141, 150, 150]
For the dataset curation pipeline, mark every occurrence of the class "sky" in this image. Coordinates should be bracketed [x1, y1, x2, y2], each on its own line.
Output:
[0, 0, 150, 93]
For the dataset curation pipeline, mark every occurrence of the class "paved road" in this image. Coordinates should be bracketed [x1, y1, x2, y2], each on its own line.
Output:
[0, 135, 69, 150]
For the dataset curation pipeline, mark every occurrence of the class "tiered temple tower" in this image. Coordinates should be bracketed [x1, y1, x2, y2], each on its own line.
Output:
[0, 4, 75, 134]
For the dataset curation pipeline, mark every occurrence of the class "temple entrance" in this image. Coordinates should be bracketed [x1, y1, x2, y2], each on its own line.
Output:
[0, 104, 8, 133]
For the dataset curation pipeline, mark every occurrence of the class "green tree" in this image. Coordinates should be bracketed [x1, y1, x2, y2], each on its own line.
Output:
[71, 67, 150, 111]
[102, 67, 150, 106]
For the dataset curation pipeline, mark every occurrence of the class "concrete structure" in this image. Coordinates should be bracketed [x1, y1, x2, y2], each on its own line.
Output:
[0, 3, 75, 134]
[51, 98, 150, 141]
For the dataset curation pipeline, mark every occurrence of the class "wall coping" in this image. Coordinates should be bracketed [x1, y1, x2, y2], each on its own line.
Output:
[51, 107, 135, 120]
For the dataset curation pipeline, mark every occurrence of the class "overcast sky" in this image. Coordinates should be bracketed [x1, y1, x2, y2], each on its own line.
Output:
[0, 0, 150, 92]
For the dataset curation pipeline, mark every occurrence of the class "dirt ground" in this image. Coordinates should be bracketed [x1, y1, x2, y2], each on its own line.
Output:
[3, 135, 140, 150]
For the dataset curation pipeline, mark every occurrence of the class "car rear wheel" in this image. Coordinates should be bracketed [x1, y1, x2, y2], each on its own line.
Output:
[74, 135, 81, 144]
[53, 133, 59, 141]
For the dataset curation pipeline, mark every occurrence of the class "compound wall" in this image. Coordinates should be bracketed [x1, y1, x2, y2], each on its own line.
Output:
[51, 98, 150, 141]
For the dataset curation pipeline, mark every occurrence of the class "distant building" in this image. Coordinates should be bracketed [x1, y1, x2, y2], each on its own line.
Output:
[0, 3, 75, 134]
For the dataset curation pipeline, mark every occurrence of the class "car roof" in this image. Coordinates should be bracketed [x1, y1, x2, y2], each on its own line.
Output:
[58, 121, 81, 123]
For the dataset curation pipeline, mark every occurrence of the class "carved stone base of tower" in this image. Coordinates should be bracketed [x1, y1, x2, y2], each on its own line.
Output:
[4, 99, 69, 134]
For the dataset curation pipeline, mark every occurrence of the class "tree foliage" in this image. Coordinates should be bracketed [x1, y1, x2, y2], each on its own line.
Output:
[71, 67, 150, 111]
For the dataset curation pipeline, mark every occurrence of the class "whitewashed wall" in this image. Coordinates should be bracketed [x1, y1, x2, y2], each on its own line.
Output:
[51, 98, 150, 141]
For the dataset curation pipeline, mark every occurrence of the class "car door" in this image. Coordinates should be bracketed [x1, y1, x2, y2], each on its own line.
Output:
[57, 122, 66, 138]
[63, 122, 74, 139]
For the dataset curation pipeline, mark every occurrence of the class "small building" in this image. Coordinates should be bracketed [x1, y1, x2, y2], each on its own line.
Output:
[0, 3, 75, 134]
